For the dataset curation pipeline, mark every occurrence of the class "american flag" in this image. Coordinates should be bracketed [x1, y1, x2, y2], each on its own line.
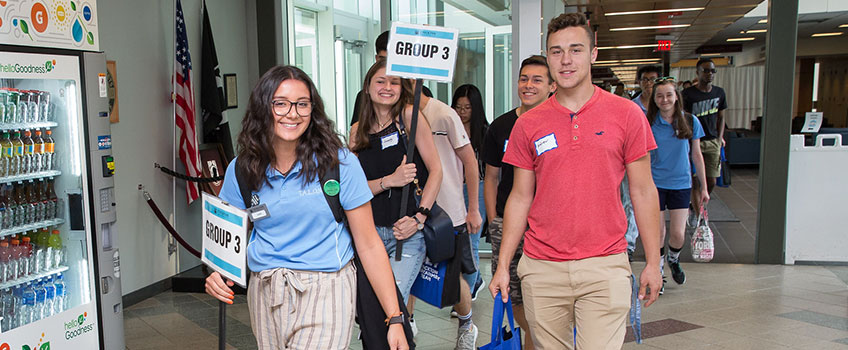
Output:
[174, 0, 202, 203]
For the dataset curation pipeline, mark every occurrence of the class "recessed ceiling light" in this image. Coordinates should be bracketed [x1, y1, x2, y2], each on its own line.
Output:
[811, 32, 844, 37]
[840, 24, 848, 28]
[594, 60, 620, 64]
[701, 53, 722, 57]
[597, 44, 665, 50]
[620, 58, 661, 63]
[758, 19, 768, 24]
[727, 37, 756, 41]
[743, 29, 767, 34]
[610, 24, 691, 31]
[605, 8, 705, 16]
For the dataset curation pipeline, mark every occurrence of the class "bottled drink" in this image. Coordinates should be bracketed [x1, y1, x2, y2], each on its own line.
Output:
[46, 180, 57, 220]
[1, 287, 14, 332]
[43, 278, 55, 317]
[18, 283, 34, 326]
[16, 91, 27, 124]
[48, 230, 63, 268]
[0, 132, 11, 178]
[5, 185, 16, 229]
[0, 242, 8, 283]
[43, 130, 54, 171]
[0, 89, 6, 127]
[6, 89, 18, 125]
[52, 274, 65, 314]
[36, 228, 50, 271]
[33, 130, 44, 173]
[8, 239, 20, 281]
[19, 236, 32, 278]
[0, 188, 6, 230]
[27, 91, 39, 123]
[15, 184, 26, 227]
[22, 130, 33, 174]
[10, 131, 23, 176]
[34, 180, 45, 222]
[25, 182, 36, 223]
[33, 280, 46, 321]
[38, 91, 50, 123]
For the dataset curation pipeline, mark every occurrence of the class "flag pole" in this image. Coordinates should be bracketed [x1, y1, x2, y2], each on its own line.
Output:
[171, 0, 179, 270]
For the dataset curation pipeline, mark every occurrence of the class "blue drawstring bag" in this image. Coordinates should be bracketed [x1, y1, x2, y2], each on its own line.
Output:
[480, 292, 522, 350]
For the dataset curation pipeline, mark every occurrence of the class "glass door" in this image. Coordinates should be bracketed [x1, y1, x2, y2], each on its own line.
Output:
[0, 51, 99, 349]
[334, 39, 367, 135]
[293, 7, 319, 82]
[485, 25, 513, 123]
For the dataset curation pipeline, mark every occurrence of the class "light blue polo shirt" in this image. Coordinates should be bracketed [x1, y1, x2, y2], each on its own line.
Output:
[632, 94, 648, 114]
[218, 149, 373, 273]
[649, 113, 705, 190]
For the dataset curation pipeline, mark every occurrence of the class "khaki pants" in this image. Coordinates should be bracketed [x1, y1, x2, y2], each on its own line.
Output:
[247, 262, 356, 350]
[518, 253, 632, 350]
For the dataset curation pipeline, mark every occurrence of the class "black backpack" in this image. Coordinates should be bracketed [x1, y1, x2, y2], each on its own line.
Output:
[234, 158, 415, 350]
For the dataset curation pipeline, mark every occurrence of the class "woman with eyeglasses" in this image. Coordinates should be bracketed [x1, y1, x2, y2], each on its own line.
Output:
[349, 59, 443, 304]
[204, 65, 408, 350]
[647, 77, 710, 294]
[451, 84, 489, 296]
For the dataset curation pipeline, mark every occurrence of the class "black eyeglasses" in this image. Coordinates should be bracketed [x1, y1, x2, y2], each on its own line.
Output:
[654, 76, 676, 84]
[272, 100, 313, 117]
[699, 68, 717, 74]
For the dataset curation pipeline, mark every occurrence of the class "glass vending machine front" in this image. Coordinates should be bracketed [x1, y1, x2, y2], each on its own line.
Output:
[0, 51, 99, 349]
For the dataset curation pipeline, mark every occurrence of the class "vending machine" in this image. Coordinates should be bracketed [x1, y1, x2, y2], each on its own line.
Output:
[0, 1, 124, 349]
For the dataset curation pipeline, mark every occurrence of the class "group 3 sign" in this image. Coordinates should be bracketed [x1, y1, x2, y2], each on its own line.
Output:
[386, 22, 459, 83]
[201, 192, 248, 287]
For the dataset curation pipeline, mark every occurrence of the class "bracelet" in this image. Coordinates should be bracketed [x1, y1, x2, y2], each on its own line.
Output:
[385, 311, 404, 326]
[380, 176, 389, 191]
[417, 206, 431, 217]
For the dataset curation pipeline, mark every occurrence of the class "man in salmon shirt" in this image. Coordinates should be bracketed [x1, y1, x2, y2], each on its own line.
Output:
[489, 12, 662, 349]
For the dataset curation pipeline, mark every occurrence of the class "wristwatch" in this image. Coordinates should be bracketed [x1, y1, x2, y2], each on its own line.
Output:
[412, 215, 425, 231]
[386, 313, 405, 326]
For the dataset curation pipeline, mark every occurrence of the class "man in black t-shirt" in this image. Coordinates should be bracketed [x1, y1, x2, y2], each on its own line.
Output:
[481, 55, 555, 350]
[682, 58, 727, 222]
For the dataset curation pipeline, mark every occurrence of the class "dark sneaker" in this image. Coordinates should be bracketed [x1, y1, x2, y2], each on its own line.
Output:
[669, 259, 686, 285]
[471, 277, 485, 301]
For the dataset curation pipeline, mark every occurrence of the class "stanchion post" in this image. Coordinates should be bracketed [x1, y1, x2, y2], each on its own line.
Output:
[219, 301, 227, 350]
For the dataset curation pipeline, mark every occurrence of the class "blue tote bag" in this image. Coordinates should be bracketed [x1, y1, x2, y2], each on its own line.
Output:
[480, 292, 522, 350]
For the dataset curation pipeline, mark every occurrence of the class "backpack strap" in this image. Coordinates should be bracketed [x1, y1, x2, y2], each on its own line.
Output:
[235, 158, 252, 209]
[321, 163, 344, 223]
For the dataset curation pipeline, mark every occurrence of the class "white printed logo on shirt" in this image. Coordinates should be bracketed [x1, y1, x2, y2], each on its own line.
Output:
[504, 139, 509, 153]
[534, 133, 558, 156]
[381, 131, 399, 150]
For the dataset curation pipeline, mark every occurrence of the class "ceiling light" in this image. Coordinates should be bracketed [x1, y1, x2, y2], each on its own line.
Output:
[811, 32, 844, 37]
[610, 24, 691, 31]
[742, 29, 767, 34]
[461, 36, 484, 40]
[758, 19, 768, 24]
[605, 7, 704, 16]
[727, 37, 756, 41]
[620, 58, 661, 63]
[701, 53, 722, 57]
[840, 24, 848, 28]
[594, 60, 620, 64]
[597, 44, 664, 50]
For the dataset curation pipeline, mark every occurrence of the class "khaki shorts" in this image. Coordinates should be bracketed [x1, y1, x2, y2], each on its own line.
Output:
[700, 138, 722, 179]
[518, 254, 632, 350]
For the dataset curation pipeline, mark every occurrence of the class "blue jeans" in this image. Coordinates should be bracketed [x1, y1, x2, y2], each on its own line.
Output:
[462, 180, 485, 289]
[377, 226, 426, 304]
[621, 176, 639, 253]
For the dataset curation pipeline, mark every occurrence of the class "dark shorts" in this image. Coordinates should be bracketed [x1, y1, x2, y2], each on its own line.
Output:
[489, 216, 524, 305]
[657, 188, 692, 211]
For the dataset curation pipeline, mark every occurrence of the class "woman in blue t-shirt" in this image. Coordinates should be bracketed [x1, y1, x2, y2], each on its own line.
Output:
[646, 78, 709, 293]
[204, 66, 407, 350]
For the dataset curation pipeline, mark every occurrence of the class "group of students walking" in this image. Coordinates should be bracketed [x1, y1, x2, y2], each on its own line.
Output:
[202, 10, 728, 350]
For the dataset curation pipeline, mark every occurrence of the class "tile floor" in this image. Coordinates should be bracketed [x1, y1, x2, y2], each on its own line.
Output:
[123, 166, 848, 349]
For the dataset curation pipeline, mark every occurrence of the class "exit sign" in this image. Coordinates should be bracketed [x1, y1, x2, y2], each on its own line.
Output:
[657, 40, 672, 51]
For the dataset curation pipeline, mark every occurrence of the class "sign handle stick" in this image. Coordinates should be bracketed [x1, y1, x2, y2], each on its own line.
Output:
[396, 78, 423, 261]
[219, 301, 227, 350]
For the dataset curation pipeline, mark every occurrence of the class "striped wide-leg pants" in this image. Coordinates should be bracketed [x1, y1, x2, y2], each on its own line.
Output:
[247, 262, 356, 350]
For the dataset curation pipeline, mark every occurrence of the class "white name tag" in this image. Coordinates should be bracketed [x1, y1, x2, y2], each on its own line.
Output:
[534, 133, 558, 156]
[381, 132, 399, 150]
[503, 139, 509, 153]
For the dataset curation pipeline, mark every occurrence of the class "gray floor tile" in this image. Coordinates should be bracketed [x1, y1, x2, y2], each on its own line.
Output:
[778, 311, 848, 331]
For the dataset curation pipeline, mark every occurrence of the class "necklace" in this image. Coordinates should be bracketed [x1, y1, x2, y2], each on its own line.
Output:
[377, 115, 392, 129]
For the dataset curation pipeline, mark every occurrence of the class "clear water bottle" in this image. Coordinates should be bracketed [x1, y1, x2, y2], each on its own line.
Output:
[10, 286, 22, 329]
[0, 241, 8, 283]
[43, 278, 55, 317]
[33, 280, 46, 321]
[0, 288, 13, 332]
[53, 274, 65, 314]
[19, 283, 35, 326]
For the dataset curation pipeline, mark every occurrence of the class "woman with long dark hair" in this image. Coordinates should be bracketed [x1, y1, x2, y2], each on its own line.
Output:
[350, 59, 443, 304]
[646, 77, 709, 294]
[451, 84, 488, 296]
[205, 65, 407, 350]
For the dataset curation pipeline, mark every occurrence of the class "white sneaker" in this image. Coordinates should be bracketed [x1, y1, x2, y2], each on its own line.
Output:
[455, 323, 478, 350]
[409, 318, 418, 338]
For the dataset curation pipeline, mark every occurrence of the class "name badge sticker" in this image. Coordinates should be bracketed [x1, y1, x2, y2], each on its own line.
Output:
[534, 133, 558, 156]
[381, 131, 400, 150]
